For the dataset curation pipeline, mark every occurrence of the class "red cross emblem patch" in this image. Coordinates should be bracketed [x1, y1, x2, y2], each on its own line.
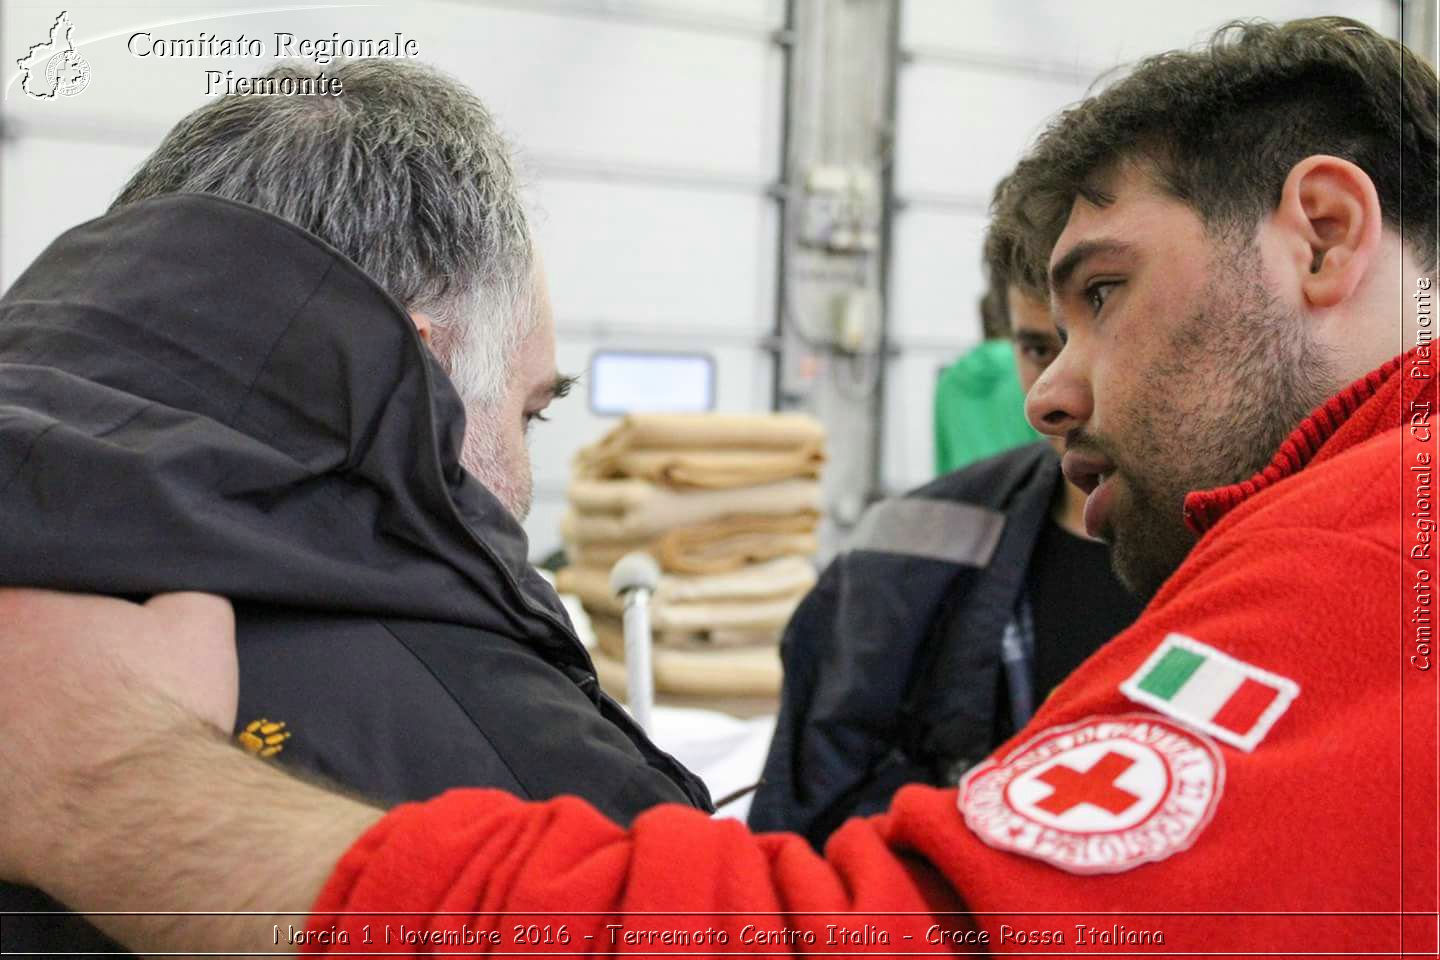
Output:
[959, 713, 1224, 874]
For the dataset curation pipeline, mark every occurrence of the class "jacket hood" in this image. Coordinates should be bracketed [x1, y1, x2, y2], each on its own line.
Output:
[0, 194, 587, 669]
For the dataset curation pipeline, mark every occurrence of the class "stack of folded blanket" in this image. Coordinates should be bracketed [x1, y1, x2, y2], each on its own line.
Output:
[556, 414, 825, 706]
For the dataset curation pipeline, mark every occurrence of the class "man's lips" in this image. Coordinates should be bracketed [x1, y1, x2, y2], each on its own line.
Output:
[1061, 449, 1115, 496]
[1062, 449, 1119, 539]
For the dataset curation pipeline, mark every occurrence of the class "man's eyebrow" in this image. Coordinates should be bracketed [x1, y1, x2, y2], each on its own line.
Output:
[1049, 239, 1134, 293]
[1013, 329, 1059, 343]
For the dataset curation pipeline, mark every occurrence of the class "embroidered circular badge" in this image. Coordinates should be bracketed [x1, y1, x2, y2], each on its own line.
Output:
[959, 713, 1224, 875]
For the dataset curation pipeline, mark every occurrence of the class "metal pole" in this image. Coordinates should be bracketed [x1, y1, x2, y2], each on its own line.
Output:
[621, 589, 654, 733]
[610, 551, 661, 733]
[769, 0, 798, 411]
[869, 0, 902, 503]
[1403, 0, 1439, 66]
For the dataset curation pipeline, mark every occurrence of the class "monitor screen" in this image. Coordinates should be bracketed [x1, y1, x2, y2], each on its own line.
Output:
[588, 350, 716, 415]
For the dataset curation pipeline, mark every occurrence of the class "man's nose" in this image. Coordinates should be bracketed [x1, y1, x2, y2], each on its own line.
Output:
[1025, 350, 1092, 440]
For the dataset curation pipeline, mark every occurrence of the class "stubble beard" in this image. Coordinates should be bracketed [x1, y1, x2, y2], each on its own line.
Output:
[1102, 248, 1337, 599]
[437, 321, 535, 525]
[458, 405, 534, 524]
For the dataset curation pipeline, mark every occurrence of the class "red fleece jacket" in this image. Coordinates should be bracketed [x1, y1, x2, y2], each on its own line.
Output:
[305, 352, 1437, 956]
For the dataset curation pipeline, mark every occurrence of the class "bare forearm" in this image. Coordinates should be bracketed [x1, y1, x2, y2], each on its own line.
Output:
[37, 701, 383, 957]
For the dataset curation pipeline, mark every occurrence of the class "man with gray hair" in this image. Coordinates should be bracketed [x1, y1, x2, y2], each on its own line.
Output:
[0, 59, 710, 955]
[112, 59, 544, 519]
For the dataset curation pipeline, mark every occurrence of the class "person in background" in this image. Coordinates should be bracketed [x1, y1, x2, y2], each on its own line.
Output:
[932, 284, 1040, 473]
[746, 182, 1143, 846]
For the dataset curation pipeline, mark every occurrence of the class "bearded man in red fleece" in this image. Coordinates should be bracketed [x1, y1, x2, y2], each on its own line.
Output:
[0, 16, 1435, 956]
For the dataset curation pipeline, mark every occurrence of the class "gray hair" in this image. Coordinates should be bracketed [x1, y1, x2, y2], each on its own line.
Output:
[112, 58, 535, 406]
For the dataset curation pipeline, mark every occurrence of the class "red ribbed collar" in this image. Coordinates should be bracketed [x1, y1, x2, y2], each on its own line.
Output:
[1184, 349, 1428, 535]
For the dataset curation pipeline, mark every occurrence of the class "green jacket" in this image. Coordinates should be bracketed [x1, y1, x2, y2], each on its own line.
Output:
[934, 339, 1038, 474]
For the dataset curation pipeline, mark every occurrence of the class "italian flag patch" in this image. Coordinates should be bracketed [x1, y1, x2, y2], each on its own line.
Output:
[1120, 634, 1299, 752]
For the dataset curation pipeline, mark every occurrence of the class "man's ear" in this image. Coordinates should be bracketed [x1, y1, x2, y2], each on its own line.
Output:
[1272, 155, 1383, 309]
[408, 311, 434, 344]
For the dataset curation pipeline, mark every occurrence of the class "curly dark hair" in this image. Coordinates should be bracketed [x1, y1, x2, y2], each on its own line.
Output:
[999, 16, 1438, 287]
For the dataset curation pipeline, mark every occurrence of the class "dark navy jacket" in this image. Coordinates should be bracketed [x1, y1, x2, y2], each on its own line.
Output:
[747, 443, 1058, 847]
[0, 196, 710, 955]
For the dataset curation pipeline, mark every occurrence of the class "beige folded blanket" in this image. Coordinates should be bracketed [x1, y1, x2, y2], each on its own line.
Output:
[576, 414, 826, 490]
[558, 555, 814, 604]
[571, 531, 818, 575]
[566, 510, 820, 574]
[589, 413, 824, 453]
[591, 616, 783, 658]
[577, 447, 824, 490]
[565, 479, 822, 541]
[656, 555, 816, 604]
[557, 556, 814, 627]
[650, 594, 801, 634]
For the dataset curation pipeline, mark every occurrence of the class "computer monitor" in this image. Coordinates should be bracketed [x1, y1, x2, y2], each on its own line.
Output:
[588, 350, 716, 416]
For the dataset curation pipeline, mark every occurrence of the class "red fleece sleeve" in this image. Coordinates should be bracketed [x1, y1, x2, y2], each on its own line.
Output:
[302, 512, 1436, 955]
[303, 788, 970, 953]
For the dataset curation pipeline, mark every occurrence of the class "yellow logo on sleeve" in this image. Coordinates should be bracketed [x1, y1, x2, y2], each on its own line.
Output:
[237, 718, 290, 758]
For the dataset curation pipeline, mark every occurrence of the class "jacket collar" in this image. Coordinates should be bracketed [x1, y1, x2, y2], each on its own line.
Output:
[1184, 349, 1429, 535]
[0, 194, 583, 665]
